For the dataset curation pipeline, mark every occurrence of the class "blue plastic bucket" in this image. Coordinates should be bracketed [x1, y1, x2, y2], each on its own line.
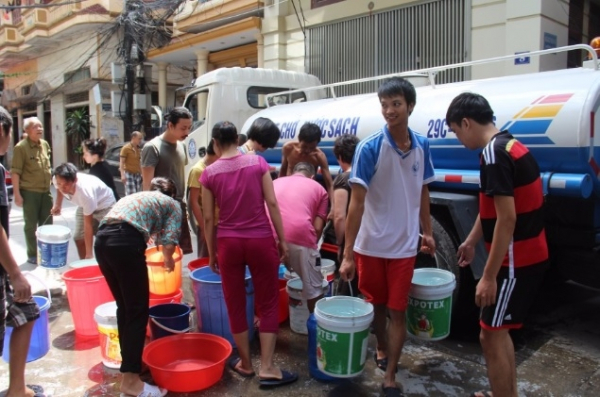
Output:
[148, 303, 192, 340]
[36, 225, 71, 269]
[190, 266, 255, 347]
[2, 295, 51, 363]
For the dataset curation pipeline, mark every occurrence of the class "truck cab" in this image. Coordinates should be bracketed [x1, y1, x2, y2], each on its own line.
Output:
[182, 67, 324, 178]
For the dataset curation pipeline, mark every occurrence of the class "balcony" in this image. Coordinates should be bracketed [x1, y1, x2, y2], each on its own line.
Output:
[174, 0, 263, 37]
[0, 26, 23, 50]
[13, 0, 122, 45]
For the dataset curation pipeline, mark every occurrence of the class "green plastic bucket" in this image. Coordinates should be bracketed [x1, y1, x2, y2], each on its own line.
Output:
[407, 268, 456, 341]
[314, 297, 373, 378]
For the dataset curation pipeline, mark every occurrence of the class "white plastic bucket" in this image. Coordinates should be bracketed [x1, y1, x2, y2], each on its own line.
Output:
[314, 296, 374, 377]
[407, 268, 456, 341]
[36, 225, 71, 269]
[287, 277, 329, 335]
[320, 259, 335, 297]
[94, 301, 121, 369]
[69, 258, 98, 269]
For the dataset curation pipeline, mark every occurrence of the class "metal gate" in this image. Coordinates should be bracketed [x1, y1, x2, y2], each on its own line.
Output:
[306, 0, 469, 97]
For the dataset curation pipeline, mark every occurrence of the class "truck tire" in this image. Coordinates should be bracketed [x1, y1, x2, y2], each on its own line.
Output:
[416, 217, 480, 341]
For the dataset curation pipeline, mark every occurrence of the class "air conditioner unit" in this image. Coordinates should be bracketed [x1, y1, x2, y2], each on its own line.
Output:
[111, 91, 124, 117]
[111, 63, 124, 84]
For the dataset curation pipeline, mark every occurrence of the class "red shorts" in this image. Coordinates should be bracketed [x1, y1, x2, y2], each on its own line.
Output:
[356, 252, 415, 312]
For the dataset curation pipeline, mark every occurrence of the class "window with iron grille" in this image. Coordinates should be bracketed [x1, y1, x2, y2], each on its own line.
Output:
[64, 67, 91, 84]
[21, 84, 31, 96]
[66, 91, 89, 104]
[306, 0, 467, 97]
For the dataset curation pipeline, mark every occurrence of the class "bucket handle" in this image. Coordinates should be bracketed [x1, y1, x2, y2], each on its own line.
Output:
[149, 303, 195, 335]
[43, 214, 70, 230]
[150, 317, 192, 334]
[22, 271, 51, 304]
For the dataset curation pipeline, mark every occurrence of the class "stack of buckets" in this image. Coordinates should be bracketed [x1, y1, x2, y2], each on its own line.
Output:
[285, 258, 335, 335]
[146, 246, 188, 340]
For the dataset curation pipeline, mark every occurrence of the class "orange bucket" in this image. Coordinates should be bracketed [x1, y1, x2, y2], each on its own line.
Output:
[146, 245, 182, 296]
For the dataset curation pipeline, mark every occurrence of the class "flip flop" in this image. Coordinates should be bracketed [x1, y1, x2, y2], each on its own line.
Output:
[470, 392, 492, 397]
[259, 370, 298, 387]
[374, 353, 398, 373]
[228, 356, 256, 378]
[27, 384, 46, 397]
[381, 385, 404, 397]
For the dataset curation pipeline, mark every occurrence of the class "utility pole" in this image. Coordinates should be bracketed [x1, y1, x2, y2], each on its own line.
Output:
[122, 0, 135, 142]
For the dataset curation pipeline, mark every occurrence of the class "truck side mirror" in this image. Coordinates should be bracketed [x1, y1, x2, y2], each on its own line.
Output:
[198, 147, 206, 158]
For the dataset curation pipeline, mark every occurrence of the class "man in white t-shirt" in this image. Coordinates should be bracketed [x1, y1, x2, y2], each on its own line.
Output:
[339, 77, 436, 397]
[51, 163, 116, 259]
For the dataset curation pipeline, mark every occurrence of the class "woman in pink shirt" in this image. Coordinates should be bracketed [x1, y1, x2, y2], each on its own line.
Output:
[201, 121, 296, 388]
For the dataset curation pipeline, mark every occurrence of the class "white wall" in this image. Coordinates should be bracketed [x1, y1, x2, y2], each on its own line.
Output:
[471, 0, 569, 79]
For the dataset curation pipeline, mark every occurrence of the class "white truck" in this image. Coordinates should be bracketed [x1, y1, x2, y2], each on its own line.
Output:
[182, 45, 600, 329]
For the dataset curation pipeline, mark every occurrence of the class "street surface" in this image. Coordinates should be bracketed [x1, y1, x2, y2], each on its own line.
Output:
[1, 187, 599, 396]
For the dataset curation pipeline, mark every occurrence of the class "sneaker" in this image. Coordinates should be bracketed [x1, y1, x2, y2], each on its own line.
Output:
[27, 257, 37, 264]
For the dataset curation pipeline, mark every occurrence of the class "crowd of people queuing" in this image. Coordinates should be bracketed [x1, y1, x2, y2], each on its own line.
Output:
[0, 74, 549, 397]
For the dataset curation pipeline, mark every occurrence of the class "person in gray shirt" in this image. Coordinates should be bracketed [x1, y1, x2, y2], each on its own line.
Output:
[141, 107, 193, 254]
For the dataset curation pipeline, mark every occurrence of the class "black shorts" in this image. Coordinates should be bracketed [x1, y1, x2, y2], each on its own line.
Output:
[480, 262, 548, 330]
[0, 269, 40, 356]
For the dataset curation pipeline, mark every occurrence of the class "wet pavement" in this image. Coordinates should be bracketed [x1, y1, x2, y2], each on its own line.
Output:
[2, 189, 600, 396]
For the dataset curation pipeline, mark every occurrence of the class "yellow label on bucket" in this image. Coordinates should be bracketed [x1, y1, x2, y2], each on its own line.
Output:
[98, 325, 122, 363]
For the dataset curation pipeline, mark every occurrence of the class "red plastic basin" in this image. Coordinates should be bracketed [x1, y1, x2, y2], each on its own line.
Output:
[142, 333, 232, 393]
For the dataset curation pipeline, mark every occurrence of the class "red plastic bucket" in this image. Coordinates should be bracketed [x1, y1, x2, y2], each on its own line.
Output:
[187, 257, 208, 272]
[62, 266, 114, 337]
[278, 278, 289, 323]
[143, 333, 232, 393]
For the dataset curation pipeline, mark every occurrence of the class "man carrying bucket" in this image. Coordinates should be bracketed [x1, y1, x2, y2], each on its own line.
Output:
[0, 105, 45, 397]
[447, 93, 548, 397]
[339, 77, 436, 397]
[272, 162, 328, 314]
[11, 117, 53, 265]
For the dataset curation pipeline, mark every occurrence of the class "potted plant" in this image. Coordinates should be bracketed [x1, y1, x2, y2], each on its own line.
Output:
[65, 108, 90, 168]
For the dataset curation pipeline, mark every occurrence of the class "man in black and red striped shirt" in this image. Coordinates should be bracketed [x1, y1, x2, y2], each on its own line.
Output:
[446, 93, 548, 397]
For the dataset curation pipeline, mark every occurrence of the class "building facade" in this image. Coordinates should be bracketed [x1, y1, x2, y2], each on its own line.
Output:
[0, 0, 598, 166]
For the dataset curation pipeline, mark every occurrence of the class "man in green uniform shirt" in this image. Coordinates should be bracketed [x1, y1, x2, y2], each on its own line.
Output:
[11, 117, 53, 264]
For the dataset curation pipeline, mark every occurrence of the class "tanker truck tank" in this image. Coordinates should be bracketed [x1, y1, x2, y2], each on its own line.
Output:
[245, 66, 600, 198]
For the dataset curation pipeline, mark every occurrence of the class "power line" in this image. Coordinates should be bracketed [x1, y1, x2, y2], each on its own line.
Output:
[0, 0, 87, 10]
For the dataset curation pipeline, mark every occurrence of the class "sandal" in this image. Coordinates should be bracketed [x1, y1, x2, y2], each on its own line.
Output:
[381, 385, 404, 397]
[374, 353, 398, 373]
[259, 370, 298, 388]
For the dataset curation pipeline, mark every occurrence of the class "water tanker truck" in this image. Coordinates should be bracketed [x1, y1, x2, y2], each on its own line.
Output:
[183, 45, 600, 321]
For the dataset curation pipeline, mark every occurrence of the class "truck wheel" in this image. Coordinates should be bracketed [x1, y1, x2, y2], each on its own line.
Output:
[416, 217, 479, 341]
